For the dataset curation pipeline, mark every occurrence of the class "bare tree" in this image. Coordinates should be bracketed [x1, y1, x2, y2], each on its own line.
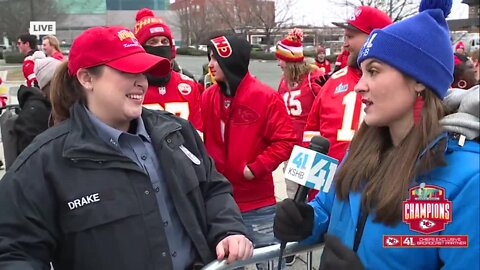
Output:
[203, 0, 296, 45]
[206, 0, 243, 35]
[247, 0, 296, 46]
[330, 0, 418, 22]
[0, 0, 63, 43]
[173, 0, 228, 47]
[173, 0, 296, 47]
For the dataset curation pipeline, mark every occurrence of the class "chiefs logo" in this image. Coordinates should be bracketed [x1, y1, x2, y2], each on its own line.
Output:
[178, 83, 192, 95]
[385, 237, 400, 246]
[419, 219, 436, 230]
[211, 36, 232, 58]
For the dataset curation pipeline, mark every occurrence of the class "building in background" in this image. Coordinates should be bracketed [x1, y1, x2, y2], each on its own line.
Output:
[447, 0, 479, 52]
[55, 0, 179, 44]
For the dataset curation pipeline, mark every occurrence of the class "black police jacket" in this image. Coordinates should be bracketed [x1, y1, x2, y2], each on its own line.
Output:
[0, 102, 246, 270]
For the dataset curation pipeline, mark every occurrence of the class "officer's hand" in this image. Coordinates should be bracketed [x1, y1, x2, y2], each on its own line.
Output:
[243, 166, 255, 180]
[320, 234, 364, 270]
[274, 199, 314, 242]
[215, 234, 253, 264]
[314, 74, 331, 87]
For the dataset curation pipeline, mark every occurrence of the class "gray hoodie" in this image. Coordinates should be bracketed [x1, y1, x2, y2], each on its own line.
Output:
[440, 85, 479, 140]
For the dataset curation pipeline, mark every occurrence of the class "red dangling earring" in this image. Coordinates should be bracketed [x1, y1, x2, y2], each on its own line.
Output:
[413, 92, 424, 126]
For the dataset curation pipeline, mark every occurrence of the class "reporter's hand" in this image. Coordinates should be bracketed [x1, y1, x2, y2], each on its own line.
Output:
[320, 234, 364, 270]
[273, 199, 314, 242]
[215, 235, 253, 264]
[243, 166, 255, 180]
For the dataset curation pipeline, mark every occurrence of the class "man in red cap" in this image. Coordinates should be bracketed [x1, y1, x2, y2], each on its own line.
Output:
[303, 6, 392, 200]
[314, 46, 332, 74]
[134, 8, 203, 131]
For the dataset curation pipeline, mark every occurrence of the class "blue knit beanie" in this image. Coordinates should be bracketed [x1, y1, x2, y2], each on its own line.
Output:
[357, 0, 454, 99]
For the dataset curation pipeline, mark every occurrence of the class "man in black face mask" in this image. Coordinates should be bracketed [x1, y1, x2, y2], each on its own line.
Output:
[134, 8, 203, 131]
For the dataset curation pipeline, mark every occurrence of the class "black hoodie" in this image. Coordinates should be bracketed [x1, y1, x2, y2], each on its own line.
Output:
[14, 85, 51, 155]
[208, 35, 250, 97]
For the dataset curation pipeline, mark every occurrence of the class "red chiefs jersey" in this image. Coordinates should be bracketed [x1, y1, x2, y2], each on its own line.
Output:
[304, 66, 364, 162]
[143, 71, 202, 130]
[277, 70, 323, 144]
[202, 73, 296, 212]
[22, 53, 36, 87]
[303, 66, 363, 200]
[315, 60, 331, 74]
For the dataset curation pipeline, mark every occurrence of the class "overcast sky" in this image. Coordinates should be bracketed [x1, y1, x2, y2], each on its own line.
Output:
[287, 0, 470, 26]
[170, 0, 470, 26]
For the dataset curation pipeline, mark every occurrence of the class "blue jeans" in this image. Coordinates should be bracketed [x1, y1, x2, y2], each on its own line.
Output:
[242, 204, 285, 270]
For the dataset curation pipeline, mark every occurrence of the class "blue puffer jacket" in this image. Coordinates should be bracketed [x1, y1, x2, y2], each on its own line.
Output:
[305, 134, 479, 269]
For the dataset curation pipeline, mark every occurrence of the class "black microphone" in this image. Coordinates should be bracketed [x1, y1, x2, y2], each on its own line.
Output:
[293, 136, 330, 203]
[277, 136, 330, 269]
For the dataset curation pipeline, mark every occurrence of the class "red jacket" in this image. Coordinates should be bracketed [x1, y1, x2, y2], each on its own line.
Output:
[202, 73, 296, 212]
[277, 70, 323, 144]
[22, 51, 37, 87]
[143, 71, 202, 130]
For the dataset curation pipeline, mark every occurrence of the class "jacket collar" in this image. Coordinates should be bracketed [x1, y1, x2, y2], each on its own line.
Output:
[63, 103, 182, 160]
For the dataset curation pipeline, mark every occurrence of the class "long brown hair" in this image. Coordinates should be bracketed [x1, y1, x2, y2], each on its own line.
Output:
[49, 62, 103, 123]
[284, 61, 317, 88]
[335, 89, 447, 225]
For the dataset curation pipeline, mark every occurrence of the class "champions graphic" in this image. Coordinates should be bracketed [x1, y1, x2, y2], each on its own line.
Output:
[383, 183, 468, 248]
[402, 183, 452, 234]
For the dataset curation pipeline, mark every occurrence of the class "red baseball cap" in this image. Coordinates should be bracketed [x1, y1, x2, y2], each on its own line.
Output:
[68, 26, 171, 77]
[332, 6, 392, 34]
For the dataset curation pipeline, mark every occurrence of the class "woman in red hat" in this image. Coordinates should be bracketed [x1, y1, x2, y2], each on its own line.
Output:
[0, 26, 252, 270]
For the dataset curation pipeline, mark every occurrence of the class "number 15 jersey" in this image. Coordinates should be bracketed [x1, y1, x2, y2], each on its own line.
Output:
[303, 66, 365, 162]
[278, 70, 323, 144]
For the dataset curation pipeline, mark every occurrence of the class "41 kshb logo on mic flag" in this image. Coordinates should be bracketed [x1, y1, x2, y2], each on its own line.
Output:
[284, 145, 339, 193]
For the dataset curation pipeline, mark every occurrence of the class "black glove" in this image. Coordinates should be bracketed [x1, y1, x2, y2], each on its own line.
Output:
[314, 74, 331, 87]
[320, 234, 364, 270]
[273, 199, 314, 242]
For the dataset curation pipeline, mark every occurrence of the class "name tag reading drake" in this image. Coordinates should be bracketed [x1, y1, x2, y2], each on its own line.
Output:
[68, 193, 100, 210]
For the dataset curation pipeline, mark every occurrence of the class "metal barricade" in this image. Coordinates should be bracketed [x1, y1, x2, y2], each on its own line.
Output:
[202, 242, 324, 270]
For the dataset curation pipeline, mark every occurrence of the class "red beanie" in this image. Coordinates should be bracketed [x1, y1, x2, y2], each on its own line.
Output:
[134, 8, 176, 57]
[275, 28, 304, 62]
[455, 41, 465, 50]
[317, 46, 325, 54]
